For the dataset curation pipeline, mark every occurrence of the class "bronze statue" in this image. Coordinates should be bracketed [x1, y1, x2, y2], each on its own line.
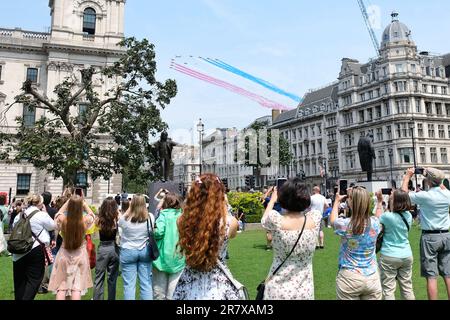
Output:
[357, 133, 376, 181]
[153, 132, 177, 182]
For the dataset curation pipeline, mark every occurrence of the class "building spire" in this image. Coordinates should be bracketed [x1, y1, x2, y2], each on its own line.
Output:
[391, 11, 399, 22]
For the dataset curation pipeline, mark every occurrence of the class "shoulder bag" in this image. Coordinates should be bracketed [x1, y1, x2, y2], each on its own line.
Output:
[217, 260, 249, 300]
[146, 218, 160, 261]
[256, 216, 307, 300]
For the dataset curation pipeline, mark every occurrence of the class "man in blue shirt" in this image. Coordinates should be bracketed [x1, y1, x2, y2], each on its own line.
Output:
[402, 167, 450, 300]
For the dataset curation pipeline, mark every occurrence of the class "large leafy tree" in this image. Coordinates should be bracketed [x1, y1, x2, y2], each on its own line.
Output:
[242, 119, 293, 187]
[0, 38, 177, 186]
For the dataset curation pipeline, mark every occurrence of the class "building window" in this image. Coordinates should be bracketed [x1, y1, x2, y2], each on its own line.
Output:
[425, 102, 432, 115]
[446, 104, 450, 116]
[23, 105, 36, 127]
[441, 148, 448, 164]
[442, 87, 447, 95]
[26, 68, 38, 83]
[386, 125, 392, 140]
[418, 123, 424, 137]
[416, 99, 421, 113]
[420, 147, 426, 163]
[0, 65, 2, 81]
[378, 150, 386, 166]
[428, 124, 435, 138]
[398, 148, 414, 164]
[430, 148, 438, 163]
[411, 64, 417, 73]
[395, 64, 404, 73]
[376, 128, 383, 141]
[367, 108, 373, 121]
[438, 125, 445, 138]
[432, 85, 437, 94]
[423, 84, 428, 93]
[343, 112, 353, 126]
[359, 110, 365, 123]
[384, 102, 391, 115]
[396, 100, 409, 114]
[394, 81, 407, 92]
[436, 103, 443, 115]
[17, 174, 31, 195]
[448, 125, 450, 138]
[83, 8, 97, 35]
[375, 106, 382, 118]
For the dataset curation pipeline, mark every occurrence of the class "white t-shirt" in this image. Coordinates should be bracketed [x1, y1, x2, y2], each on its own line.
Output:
[310, 194, 328, 214]
[12, 206, 55, 262]
[118, 213, 155, 250]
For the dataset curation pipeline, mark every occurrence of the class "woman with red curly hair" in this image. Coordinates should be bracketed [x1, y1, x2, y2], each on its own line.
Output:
[173, 174, 239, 300]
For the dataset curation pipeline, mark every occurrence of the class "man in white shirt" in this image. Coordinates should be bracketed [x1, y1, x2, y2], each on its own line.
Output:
[310, 186, 329, 249]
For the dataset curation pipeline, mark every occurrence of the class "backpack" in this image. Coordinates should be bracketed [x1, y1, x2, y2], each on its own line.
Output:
[7, 210, 40, 254]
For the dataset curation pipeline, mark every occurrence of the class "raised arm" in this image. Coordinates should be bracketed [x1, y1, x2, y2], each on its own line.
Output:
[374, 190, 384, 218]
[402, 168, 415, 193]
[330, 194, 347, 226]
[262, 187, 278, 221]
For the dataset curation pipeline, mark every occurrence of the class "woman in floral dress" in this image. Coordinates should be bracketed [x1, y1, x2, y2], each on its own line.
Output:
[261, 179, 322, 300]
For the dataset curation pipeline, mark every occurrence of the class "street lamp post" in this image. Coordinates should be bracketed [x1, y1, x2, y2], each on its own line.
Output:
[197, 119, 205, 176]
[388, 148, 394, 188]
[409, 121, 419, 189]
[107, 142, 113, 194]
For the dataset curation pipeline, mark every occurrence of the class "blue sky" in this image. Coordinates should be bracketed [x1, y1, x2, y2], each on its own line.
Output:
[1, 0, 450, 143]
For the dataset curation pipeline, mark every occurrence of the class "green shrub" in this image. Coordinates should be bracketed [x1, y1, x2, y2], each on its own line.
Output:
[228, 191, 264, 217]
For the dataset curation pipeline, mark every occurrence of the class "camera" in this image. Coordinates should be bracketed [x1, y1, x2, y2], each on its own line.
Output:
[276, 178, 287, 190]
[381, 188, 392, 195]
[414, 168, 425, 175]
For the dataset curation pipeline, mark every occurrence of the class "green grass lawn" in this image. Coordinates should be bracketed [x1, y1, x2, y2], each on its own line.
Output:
[0, 224, 448, 300]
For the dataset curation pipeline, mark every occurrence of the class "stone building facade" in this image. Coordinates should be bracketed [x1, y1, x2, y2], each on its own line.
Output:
[0, 0, 126, 204]
[271, 13, 450, 191]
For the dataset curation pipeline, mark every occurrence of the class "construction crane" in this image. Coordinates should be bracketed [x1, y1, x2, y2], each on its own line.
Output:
[357, 0, 381, 57]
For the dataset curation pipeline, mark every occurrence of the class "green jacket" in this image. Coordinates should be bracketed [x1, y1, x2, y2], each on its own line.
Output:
[152, 208, 185, 274]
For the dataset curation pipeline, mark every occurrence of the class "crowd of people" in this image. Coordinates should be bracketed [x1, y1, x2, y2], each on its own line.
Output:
[1, 167, 450, 300]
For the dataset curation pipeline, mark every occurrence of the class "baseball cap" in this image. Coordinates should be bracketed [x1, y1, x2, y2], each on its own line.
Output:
[425, 168, 445, 184]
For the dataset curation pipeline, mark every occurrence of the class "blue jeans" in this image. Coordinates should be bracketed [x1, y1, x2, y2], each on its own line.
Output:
[120, 245, 153, 300]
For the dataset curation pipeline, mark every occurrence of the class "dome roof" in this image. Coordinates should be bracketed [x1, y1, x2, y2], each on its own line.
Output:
[381, 12, 412, 46]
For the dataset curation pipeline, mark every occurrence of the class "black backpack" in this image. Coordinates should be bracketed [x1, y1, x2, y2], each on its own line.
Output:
[7, 210, 40, 254]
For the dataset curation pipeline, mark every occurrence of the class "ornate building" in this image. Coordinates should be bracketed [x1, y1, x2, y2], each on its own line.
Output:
[0, 0, 126, 204]
[272, 13, 450, 191]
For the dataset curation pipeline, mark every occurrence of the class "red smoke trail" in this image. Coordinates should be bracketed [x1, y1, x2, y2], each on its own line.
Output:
[171, 62, 291, 110]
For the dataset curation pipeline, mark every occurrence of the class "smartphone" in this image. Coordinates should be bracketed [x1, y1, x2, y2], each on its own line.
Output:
[75, 188, 84, 197]
[414, 168, 424, 175]
[382, 188, 392, 195]
[276, 178, 287, 190]
[339, 180, 348, 196]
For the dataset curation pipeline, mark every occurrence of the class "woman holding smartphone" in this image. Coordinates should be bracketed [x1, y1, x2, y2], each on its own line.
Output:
[375, 189, 415, 300]
[331, 186, 382, 300]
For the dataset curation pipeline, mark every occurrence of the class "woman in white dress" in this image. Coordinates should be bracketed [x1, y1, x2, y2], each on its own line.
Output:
[261, 178, 321, 300]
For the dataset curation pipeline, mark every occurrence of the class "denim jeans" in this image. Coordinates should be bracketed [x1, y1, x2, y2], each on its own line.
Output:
[120, 245, 153, 300]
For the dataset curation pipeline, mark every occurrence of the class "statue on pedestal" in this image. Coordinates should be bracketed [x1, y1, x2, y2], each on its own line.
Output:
[153, 132, 177, 182]
[357, 133, 376, 182]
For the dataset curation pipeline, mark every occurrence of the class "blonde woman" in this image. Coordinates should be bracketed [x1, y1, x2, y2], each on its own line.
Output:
[118, 195, 155, 300]
[330, 187, 382, 300]
[11, 194, 55, 300]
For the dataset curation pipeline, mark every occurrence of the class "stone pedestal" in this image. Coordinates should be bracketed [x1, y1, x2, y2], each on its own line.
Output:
[357, 180, 389, 193]
[148, 181, 180, 214]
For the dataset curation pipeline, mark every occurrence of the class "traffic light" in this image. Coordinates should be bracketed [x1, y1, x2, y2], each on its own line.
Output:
[245, 176, 251, 188]
[249, 176, 255, 189]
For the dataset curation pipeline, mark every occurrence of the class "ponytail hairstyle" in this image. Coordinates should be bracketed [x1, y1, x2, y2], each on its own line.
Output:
[25, 194, 44, 208]
[177, 174, 226, 272]
[62, 195, 85, 250]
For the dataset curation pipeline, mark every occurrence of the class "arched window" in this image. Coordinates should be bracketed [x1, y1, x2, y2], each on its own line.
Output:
[83, 8, 96, 35]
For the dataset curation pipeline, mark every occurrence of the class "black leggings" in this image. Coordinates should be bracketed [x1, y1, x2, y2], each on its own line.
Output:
[13, 246, 45, 300]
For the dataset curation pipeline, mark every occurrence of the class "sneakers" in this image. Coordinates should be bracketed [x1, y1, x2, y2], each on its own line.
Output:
[38, 287, 48, 294]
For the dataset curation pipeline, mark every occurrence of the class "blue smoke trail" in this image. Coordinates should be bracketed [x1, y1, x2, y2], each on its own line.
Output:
[199, 57, 302, 103]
